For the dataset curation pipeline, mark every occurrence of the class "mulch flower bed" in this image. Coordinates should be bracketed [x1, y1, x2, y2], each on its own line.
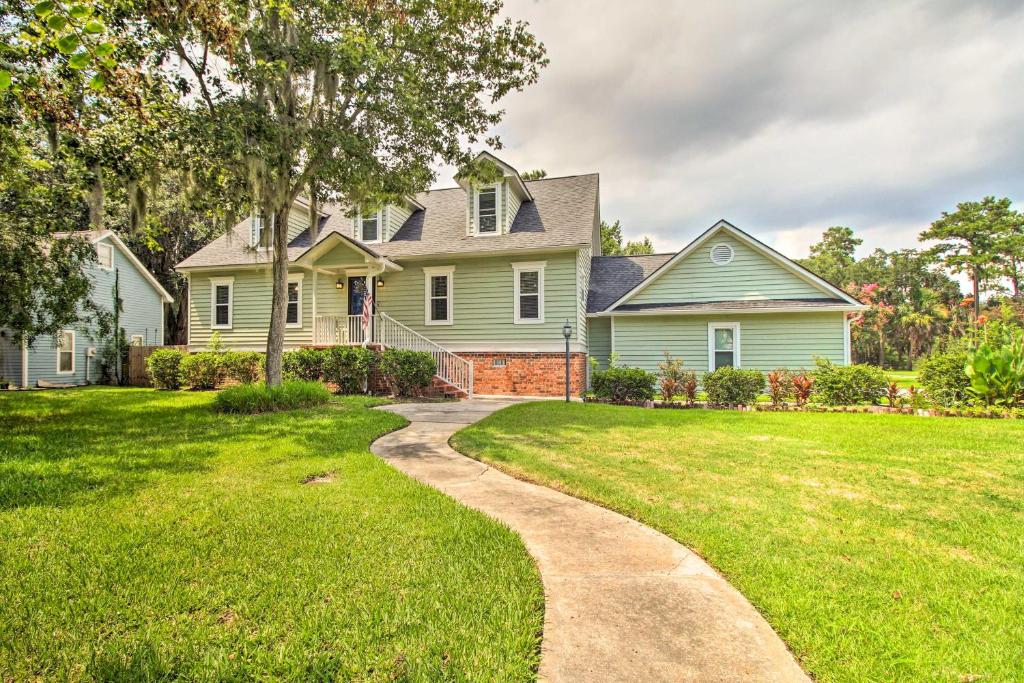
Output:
[582, 396, 1024, 419]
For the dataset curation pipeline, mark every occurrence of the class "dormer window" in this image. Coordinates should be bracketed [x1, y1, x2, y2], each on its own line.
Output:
[360, 211, 382, 243]
[252, 213, 275, 250]
[476, 185, 498, 235]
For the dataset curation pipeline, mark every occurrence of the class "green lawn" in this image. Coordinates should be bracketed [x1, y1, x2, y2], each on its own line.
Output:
[452, 403, 1024, 682]
[0, 388, 542, 681]
[886, 369, 920, 389]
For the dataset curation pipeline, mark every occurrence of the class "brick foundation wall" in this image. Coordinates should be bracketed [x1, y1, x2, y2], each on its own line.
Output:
[460, 352, 586, 397]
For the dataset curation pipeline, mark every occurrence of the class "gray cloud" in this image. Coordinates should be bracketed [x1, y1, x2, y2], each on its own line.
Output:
[440, 0, 1024, 266]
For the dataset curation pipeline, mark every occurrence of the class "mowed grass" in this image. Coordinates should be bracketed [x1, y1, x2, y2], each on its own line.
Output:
[452, 403, 1024, 682]
[0, 388, 542, 681]
[886, 369, 920, 389]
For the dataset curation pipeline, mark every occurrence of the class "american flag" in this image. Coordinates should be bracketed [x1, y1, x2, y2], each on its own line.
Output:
[361, 281, 374, 337]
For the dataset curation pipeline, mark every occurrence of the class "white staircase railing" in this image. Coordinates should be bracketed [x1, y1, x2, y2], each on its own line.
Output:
[375, 312, 474, 396]
[313, 315, 367, 346]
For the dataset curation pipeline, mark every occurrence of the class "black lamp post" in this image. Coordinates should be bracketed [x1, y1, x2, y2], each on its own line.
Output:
[562, 319, 572, 402]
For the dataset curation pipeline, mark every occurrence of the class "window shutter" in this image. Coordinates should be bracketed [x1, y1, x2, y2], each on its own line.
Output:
[251, 214, 260, 245]
[501, 183, 508, 234]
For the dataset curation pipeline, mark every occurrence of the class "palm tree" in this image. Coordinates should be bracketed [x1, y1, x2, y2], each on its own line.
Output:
[898, 289, 949, 368]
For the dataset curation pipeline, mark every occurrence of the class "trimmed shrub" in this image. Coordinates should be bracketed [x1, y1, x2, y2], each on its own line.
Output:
[792, 374, 814, 406]
[378, 348, 437, 397]
[224, 351, 263, 384]
[591, 366, 657, 402]
[323, 346, 375, 394]
[766, 368, 792, 406]
[919, 350, 970, 407]
[702, 366, 765, 406]
[681, 370, 698, 406]
[812, 359, 887, 405]
[657, 352, 689, 402]
[213, 380, 331, 414]
[282, 347, 327, 382]
[180, 352, 227, 390]
[146, 348, 185, 390]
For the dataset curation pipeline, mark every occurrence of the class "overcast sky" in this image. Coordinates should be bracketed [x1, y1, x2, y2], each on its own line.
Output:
[437, 0, 1024, 262]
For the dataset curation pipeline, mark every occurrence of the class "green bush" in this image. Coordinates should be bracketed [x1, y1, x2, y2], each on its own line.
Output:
[282, 347, 327, 382]
[146, 348, 185, 390]
[702, 366, 765, 406]
[378, 348, 437, 397]
[213, 381, 331, 414]
[919, 350, 970, 407]
[224, 351, 263, 384]
[591, 366, 657, 402]
[179, 352, 227, 390]
[966, 330, 1024, 407]
[323, 346, 375, 394]
[812, 359, 887, 405]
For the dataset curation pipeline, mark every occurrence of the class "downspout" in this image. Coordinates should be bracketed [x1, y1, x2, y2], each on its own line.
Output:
[21, 339, 29, 388]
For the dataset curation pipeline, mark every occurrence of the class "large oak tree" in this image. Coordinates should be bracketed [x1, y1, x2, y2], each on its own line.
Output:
[148, 0, 547, 384]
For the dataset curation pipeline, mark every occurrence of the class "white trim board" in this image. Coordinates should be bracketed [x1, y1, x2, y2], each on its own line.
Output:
[512, 261, 546, 324]
[423, 265, 454, 326]
[605, 220, 865, 312]
[590, 304, 861, 317]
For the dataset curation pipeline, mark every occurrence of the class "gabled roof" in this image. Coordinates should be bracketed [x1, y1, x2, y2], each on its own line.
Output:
[587, 253, 674, 313]
[53, 230, 173, 303]
[177, 172, 598, 269]
[455, 151, 533, 201]
[293, 230, 403, 271]
[603, 220, 864, 312]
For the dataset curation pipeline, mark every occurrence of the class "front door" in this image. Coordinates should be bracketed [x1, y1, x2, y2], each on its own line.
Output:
[347, 276, 367, 316]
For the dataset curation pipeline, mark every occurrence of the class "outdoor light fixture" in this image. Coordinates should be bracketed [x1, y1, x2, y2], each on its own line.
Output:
[562, 319, 572, 402]
[377, 278, 385, 288]
[335, 279, 345, 290]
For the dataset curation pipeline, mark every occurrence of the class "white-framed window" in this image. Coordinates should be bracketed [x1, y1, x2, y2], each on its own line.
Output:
[423, 266, 454, 326]
[359, 210, 382, 243]
[286, 274, 303, 328]
[708, 322, 740, 370]
[56, 330, 75, 374]
[130, 335, 144, 346]
[96, 242, 114, 270]
[512, 261, 545, 324]
[475, 185, 499, 235]
[210, 277, 234, 329]
[252, 213, 276, 250]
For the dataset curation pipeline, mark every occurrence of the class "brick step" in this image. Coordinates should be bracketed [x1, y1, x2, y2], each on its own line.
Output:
[430, 376, 469, 399]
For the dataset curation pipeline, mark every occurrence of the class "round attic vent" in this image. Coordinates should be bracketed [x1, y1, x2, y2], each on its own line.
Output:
[710, 243, 734, 265]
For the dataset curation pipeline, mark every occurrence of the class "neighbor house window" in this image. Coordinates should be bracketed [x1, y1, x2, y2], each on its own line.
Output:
[512, 262, 545, 324]
[56, 330, 75, 374]
[96, 243, 113, 270]
[210, 277, 234, 329]
[423, 266, 454, 325]
[252, 213, 275, 249]
[130, 335, 144, 346]
[286, 275, 303, 327]
[360, 211, 381, 243]
[708, 323, 740, 370]
[475, 186, 498, 234]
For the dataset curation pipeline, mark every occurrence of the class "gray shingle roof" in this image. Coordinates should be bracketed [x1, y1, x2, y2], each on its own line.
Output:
[177, 173, 598, 269]
[611, 298, 852, 313]
[587, 254, 674, 313]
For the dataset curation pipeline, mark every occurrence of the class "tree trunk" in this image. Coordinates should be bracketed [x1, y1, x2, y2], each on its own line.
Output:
[909, 335, 917, 370]
[265, 205, 291, 386]
[878, 330, 885, 369]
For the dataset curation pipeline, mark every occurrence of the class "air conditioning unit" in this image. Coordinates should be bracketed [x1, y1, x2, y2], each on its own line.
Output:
[85, 347, 97, 357]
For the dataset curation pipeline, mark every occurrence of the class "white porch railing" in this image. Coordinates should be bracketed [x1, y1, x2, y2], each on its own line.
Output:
[313, 315, 367, 346]
[312, 312, 473, 396]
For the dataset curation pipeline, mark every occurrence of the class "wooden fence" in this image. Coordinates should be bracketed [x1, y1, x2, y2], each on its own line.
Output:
[127, 345, 187, 387]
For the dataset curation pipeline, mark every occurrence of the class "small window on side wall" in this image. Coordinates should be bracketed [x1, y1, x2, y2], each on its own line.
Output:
[211, 278, 234, 329]
[286, 278, 302, 327]
[512, 262, 545, 324]
[424, 267, 454, 325]
[130, 335, 144, 346]
[96, 243, 113, 270]
[57, 330, 75, 374]
[708, 323, 739, 370]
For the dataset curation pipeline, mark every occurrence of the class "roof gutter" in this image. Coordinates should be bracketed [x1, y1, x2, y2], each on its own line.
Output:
[589, 304, 867, 317]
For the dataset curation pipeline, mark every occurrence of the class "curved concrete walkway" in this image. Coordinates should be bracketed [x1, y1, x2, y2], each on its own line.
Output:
[372, 399, 808, 682]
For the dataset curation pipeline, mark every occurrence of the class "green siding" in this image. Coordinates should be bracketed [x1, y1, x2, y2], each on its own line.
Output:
[377, 251, 581, 348]
[612, 312, 846, 373]
[576, 247, 590, 347]
[313, 270, 347, 318]
[189, 269, 313, 350]
[588, 316, 611, 369]
[316, 242, 370, 269]
[285, 206, 311, 242]
[630, 233, 830, 305]
[385, 204, 411, 241]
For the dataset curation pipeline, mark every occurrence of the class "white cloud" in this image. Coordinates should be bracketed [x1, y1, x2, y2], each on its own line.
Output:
[434, 0, 1024, 283]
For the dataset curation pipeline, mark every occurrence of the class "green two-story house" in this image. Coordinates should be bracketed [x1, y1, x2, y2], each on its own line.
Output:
[176, 152, 864, 396]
